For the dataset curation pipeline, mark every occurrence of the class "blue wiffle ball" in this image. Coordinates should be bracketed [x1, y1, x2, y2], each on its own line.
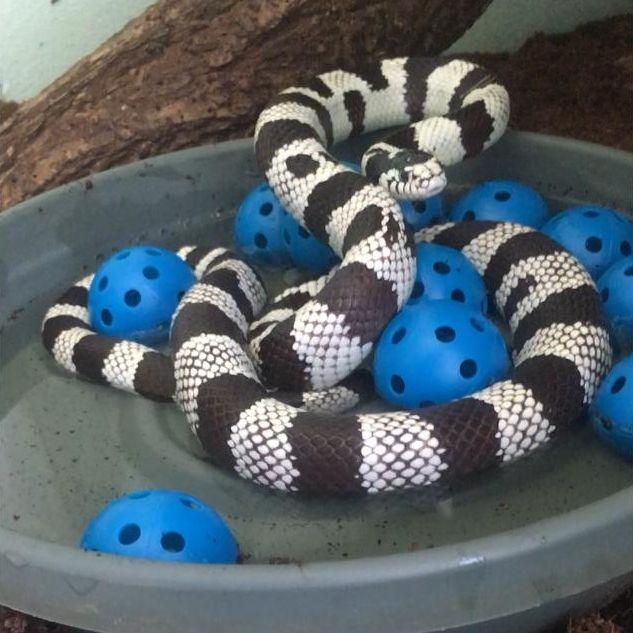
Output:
[234, 183, 291, 267]
[88, 245, 195, 345]
[597, 256, 633, 352]
[81, 489, 238, 564]
[407, 243, 488, 312]
[399, 195, 445, 232]
[590, 354, 633, 461]
[373, 300, 510, 408]
[450, 180, 550, 228]
[281, 211, 339, 274]
[542, 206, 633, 279]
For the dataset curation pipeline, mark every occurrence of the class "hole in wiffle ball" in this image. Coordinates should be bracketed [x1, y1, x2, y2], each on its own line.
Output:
[178, 290, 186, 301]
[101, 309, 113, 326]
[494, 190, 511, 201]
[283, 230, 291, 244]
[298, 226, 310, 239]
[626, 266, 633, 276]
[391, 328, 406, 344]
[460, 359, 477, 378]
[601, 287, 609, 303]
[451, 289, 465, 303]
[470, 317, 485, 332]
[433, 261, 450, 275]
[463, 211, 476, 221]
[254, 233, 268, 249]
[585, 236, 602, 253]
[125, 289, 141, 307]
[116, 251, 131, 260]
[145, 248, 161, 256]
[259, 202, 273, 216]
[411, 281, 425, 299]
[143, 266, 160, 280]
[391, 375, 405, 394]
[119, 524, 141, 545]
[161, 532, 185, 553]
[181, 498, 201, 510]
[435, 326, 456, 342]
[601, 417, 613, 430]
[621, 241, 632, 256]
[611, 376, 626, 394]
[98, 276, 108, 291]
[419, 400, 435, 408]
[584, 210, 599, 218]
[414, 201, 426, 214]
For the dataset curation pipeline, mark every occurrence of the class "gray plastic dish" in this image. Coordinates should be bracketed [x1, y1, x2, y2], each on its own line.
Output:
[0, 131, 632, 633]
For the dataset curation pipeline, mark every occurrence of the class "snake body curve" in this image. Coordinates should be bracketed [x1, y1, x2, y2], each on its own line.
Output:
[42, 58, 613, 495]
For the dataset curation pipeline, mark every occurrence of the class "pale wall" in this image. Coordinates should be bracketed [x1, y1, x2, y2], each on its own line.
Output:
[0, 0, 154, 101]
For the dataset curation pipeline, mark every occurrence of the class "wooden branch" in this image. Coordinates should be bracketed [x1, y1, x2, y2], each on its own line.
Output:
[0, 0, 492, 211]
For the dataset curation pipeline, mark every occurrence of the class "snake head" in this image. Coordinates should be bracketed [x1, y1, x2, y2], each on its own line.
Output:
[363, 145, 447, 200]
[398, 159, 447, 200]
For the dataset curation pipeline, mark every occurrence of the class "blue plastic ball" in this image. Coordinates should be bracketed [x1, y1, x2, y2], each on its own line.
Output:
[89, 246, 195, 345]
[450, 180, 549, 228]
[81, 489, 238, 564]
[234, 183, 291, 267]
[373, 300, 510, 408]
[590, 354, 633, 461]
[281, 211, 339, 274]
[407, 243, 488, 312]
[399, 195, 445, 232]
[541, 206, 633, 279]
[597, 256, 633, 352]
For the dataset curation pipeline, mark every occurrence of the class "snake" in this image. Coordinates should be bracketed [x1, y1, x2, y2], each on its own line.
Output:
[42, 57, 613, 495]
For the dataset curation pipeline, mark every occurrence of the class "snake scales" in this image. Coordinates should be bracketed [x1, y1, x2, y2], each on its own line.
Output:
[42, 58, 613, 495]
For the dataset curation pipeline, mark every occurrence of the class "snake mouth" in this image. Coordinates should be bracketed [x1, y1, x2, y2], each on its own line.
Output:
[380, 167, 447, 200]
[407, 170, 447, 200]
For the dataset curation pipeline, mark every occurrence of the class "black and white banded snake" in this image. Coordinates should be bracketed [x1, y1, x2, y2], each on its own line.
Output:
[42, 57, 613, 495]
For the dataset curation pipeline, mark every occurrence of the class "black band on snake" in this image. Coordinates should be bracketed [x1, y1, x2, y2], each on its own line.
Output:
[42, 57, 613, 496]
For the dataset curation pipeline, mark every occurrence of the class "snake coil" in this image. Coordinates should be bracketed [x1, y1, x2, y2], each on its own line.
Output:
[43, 58, 612, 495]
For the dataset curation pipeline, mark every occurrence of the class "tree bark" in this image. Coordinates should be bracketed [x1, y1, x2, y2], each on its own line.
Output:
[0, 0, 492, 212]
[464, 16, 633, 155]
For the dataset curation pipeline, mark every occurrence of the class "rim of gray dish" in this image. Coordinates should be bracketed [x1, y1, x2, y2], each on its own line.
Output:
[0, 132, 631, 633]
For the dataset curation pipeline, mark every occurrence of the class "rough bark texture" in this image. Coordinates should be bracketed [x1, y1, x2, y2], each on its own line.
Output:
[0, 101, 18, 121]
[0, 0, 492, 211]
[463, 15, 633, 154]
